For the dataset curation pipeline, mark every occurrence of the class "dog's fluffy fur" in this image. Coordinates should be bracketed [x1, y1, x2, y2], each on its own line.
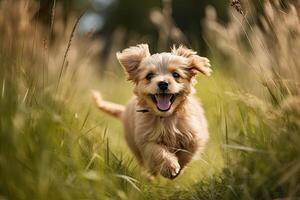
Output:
[93, 44, 211, 179]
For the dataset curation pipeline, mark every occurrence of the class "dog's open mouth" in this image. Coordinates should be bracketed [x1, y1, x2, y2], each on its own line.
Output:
[150, 93, 177, 112]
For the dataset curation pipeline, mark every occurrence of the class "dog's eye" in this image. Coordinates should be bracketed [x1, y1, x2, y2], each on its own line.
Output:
[145, 73, 154, 80]
[172, 72, 180, 78]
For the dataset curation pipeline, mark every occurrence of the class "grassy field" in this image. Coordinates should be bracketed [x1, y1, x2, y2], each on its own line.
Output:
[0, 0, 299, 199]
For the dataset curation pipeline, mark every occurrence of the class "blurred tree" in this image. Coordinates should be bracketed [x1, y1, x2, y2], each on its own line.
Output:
[33, 0, 299, 64]
[95, 0, 230, 61]
[34, 0, 230, 62]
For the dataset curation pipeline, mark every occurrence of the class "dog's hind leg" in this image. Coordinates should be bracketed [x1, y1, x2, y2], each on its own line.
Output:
[92, 90, 125, 119]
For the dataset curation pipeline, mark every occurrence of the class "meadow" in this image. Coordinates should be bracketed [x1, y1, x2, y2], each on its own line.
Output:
[0, 0, 299, 199]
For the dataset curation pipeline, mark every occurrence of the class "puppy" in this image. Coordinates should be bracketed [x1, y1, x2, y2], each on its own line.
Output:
[93, 44, 212, 179]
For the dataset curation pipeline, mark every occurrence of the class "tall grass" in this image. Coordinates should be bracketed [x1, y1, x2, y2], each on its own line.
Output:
[191, 1, 300, 199]
[0, 0, 299, 199]
[0, 1, 140, 199]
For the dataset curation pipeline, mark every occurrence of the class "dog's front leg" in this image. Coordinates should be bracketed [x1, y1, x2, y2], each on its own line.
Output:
[142, 143, 180, 179]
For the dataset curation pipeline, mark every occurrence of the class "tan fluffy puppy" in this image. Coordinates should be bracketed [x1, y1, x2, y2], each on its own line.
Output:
[93, 44, 212, 179]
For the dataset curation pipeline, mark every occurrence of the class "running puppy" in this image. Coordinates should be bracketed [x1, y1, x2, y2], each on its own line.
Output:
[93, 44, 212, 179]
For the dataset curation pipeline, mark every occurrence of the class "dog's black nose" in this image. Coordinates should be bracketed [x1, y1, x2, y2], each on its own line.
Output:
[158, 81, 168, 91]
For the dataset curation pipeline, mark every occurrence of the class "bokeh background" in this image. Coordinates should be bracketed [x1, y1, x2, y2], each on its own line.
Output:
[0, 0, 299, 199]
[37, 0, 230, 55]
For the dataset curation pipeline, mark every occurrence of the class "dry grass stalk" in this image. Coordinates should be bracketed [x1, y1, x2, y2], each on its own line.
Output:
[56, 11, 85, 91]
[230, 0, 245, 16]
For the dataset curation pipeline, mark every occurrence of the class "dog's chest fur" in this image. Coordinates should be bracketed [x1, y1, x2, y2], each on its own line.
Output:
[135, 113, 196, 151]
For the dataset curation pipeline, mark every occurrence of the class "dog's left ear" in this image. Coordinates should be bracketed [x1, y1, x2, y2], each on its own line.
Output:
[172, 45, 212, 77]
[116, 44, 151, 82]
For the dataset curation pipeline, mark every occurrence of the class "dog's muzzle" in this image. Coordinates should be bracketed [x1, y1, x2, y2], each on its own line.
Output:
[150, 93, 178, 112]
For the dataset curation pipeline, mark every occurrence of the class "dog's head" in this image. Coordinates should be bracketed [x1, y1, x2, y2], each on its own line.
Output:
[116, 44, 212, 117]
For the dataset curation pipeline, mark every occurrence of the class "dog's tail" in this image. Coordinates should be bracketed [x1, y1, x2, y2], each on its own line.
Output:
[92, 90, 125, 119]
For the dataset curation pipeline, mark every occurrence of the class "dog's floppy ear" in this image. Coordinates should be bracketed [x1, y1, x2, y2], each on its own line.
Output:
[116, 44, 150, 81]
[172, 45, 212, 77]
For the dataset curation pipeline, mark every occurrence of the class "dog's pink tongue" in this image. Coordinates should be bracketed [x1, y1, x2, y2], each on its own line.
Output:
[155, 94, 171, 111]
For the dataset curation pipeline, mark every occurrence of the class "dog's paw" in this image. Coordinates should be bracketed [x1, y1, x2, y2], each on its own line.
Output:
[160, 160, 181, 179]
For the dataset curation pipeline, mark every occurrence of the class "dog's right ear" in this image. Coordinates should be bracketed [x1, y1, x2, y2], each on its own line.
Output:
[116, 44, 150, 82]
